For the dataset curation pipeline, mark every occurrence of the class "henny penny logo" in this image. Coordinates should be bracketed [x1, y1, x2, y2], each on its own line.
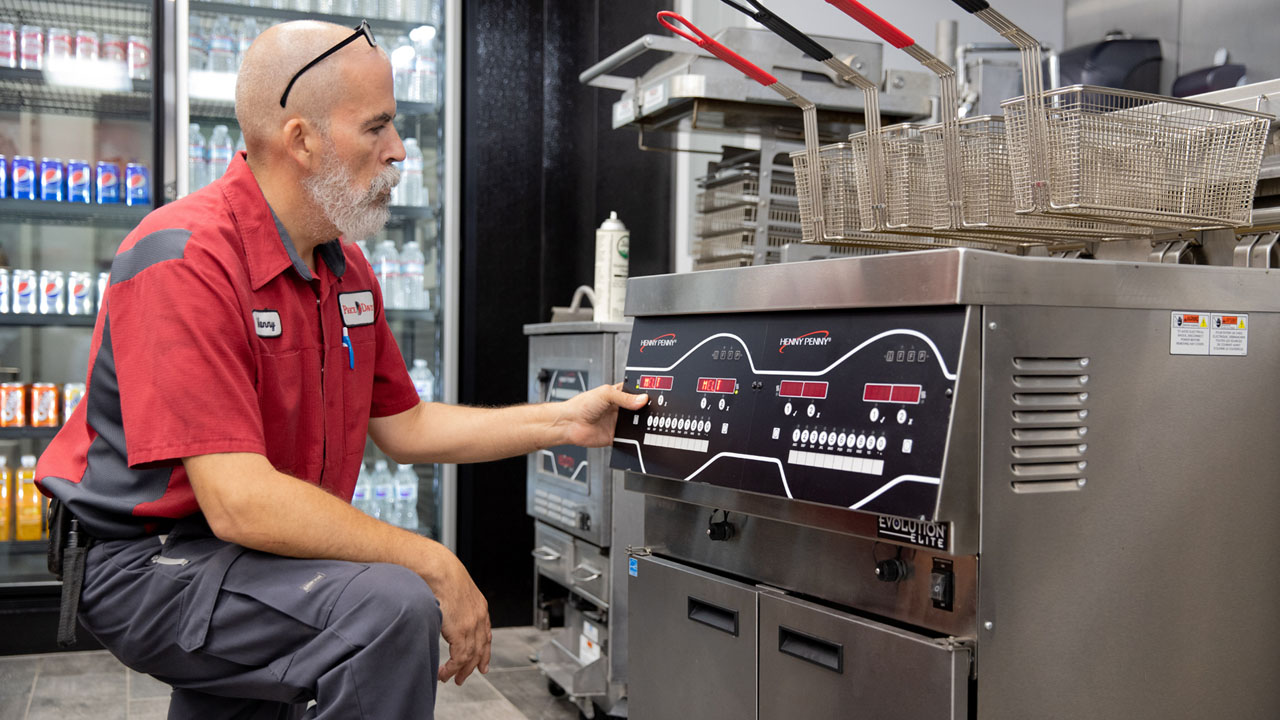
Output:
[639, 333, 677, 352]
[779, 330, 832, 353]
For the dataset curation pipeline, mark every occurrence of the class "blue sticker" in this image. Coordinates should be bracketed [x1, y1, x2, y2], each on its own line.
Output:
[629, 557, 638, 577]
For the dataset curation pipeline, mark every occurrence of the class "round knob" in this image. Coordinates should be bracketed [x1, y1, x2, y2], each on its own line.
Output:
[874, 558, 909, 583]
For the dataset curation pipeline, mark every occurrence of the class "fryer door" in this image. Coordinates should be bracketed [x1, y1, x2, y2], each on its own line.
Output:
[759, 593, 971, 720]
[628, 555, 757, 720]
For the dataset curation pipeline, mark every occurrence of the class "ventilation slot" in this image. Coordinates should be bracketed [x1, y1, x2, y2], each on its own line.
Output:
[1010, 357, 1090, 494]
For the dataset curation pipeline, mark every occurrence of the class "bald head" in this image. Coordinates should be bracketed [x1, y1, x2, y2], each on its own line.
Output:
[235, 20, 387, 157]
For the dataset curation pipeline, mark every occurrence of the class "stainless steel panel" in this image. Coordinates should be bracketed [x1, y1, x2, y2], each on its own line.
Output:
[569, 539, 609, 607]
[532, 522, 574, 588]
[640, 496, 977, 638]
[628, 555, 757, 720]
[608, 328, 643, 688]
[977, 304, 1280, 719]
[759, 593, 970, 720]
[623, 249, 1280, 317]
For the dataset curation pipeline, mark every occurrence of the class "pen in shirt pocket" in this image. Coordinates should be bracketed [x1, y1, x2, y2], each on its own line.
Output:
[342, 327, 354, 369]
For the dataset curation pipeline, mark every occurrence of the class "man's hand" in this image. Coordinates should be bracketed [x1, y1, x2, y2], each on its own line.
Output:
[434, 553, 492, 685]
[551, 383, 649, 448]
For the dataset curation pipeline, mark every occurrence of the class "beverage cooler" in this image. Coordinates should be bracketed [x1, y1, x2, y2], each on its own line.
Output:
[0, 0, 460, 652]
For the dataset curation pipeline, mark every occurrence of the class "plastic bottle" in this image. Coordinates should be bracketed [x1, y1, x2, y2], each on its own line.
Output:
[593, 212, 630, 323]
[409, 359, 435, 402]
[392, 464, 419, 529]
[208, 16, 235, 73]
[188, 123, 208, 193]
[237, 17, 260, 71]
[410, 28, 437, 107]
[398, 240, 426, 310]
[401, 138, 424, 207]
[0, 457, 10, 541]
[370, 460, 394, 523]
[352, 462, 373, 515]
[371, 240, 401, 309]
[209, 125, 235, 180]
[15, 455, 42, 541]
[189, 16, 210, 73]
[390, 35, 413, 100]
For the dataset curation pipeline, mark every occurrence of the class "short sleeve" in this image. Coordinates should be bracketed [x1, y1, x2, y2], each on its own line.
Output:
[107, 239, 266, 466]
[369, 294, 421, 418]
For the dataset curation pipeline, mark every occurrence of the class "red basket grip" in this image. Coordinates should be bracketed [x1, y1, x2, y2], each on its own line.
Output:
[824, 0, 914, 49]
[657, 10, 779, 86]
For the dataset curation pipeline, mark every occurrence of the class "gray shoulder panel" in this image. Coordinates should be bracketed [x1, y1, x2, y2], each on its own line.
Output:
[111, 228, 193, 285]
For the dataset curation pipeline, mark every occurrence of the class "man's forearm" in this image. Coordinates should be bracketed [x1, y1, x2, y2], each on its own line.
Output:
[371, 401, 564, 465]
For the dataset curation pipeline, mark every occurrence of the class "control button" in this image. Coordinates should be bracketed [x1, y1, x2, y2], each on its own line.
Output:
[658, 394, 665, 406]
[902, 438, 914, 454]
[884, 350, 895, 362]
[838, 432, 848, 447]
[802, 429, 811, 443]
[792, 428, 801, 442]
[676, 418, 685, 431]
[896, 350, 906, 362]
[702, 420, 711, 433]
[771, 427, 780, 440]
[870, 408, 880, 422]
[875, 436, 887, 451]
[818, 431, 829, 445]
[917, 350, 928, 363]
[897, 409, 907, 424]
[784, 401, 792, 416]
[700, 397, 707, 410]
[807, 403, 816, 418]
[906, 350, 916, 362]
[875, 558, 909, 583]
[721, 422, 729, 435]
[856, 434, 867, 449]
[718, 398, 726, 411]
[646, 415, 654, 428]
[930, 570, 953, 605]
[664, 417, 672, 429]
[734, 351, 742, 360]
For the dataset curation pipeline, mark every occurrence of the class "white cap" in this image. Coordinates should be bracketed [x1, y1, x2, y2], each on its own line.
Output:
[599, 211, 627, 232]
[20, 454, 36, 467]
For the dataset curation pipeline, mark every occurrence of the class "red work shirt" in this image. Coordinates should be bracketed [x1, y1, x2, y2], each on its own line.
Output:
[37, 152, 420, 538]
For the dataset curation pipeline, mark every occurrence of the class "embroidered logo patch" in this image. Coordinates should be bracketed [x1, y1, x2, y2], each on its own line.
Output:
[253, 310, 282, 338]
[338, 291, 376, 327]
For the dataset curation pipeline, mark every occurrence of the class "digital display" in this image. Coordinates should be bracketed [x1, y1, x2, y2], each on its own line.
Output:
[637, 375, 674, 391]
[779, 380, 829, 399]
[863, 383, 922, 404]
[696, 377, 737, 394]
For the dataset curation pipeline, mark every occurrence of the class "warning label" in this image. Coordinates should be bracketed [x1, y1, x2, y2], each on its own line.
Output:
[1170, 312, 1210, 355]
[1210, 313, 1248, 356]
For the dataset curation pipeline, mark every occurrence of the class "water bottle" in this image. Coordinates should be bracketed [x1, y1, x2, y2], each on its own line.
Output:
[384, 0, 406, 21]
[210, 125, 235, 180]
[352, 462, 373, 515]
[189, 16, 210, 72]
[409, 359, 435, 402]
[390, 36, 413, 101]
[370, 460, 394, 523]
[410, 28, 437, 107]
[402, 138, 425, 207]
[398, 241, 427, 310]
[188, 124, 208, 193]
[237, 17, 260, 71]
[209, 16, 236, 73]
[371, 240, 401, 308]
[392, 464, 419, 529]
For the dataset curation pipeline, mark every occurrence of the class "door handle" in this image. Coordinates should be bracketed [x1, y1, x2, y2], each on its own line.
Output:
[778, 625, 844, 673]
[571, 565, 603, 583]
[687, 596, 739, 637]
[531, 546, 562, 561]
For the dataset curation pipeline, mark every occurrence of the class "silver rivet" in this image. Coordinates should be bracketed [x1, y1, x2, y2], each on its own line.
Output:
[984, 621, 994, 631]
[1077, 478, 1087, 487]
[1079, 375, 1089, 384]
[1078, 427, 1088, 436]
[892, 74, 905, 88]
[1078, 409, 1088, 419]
[1079, 358, 1090, 367]
[1078, 444, 1088, 453]
[1078, 392, 1089, 401]
[1077, 461, 1087, 470]
[988, 322, 997, 330]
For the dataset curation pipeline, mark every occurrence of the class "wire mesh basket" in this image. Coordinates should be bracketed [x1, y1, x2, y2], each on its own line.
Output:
[1002, 87, 1272, 227]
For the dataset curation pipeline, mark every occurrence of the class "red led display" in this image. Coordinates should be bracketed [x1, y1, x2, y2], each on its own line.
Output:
[637, 375, 674, 391]
[779, 380, 829, 399]
[863, 383, 922, 404]
[697, 377, 737, 394]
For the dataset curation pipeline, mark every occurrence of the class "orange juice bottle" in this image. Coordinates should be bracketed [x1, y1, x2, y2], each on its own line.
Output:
[15, 455, 42, 541]
[0, 457, 10, 542]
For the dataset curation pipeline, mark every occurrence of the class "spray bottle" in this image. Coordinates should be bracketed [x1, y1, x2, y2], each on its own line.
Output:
[593, 212, 629, 323]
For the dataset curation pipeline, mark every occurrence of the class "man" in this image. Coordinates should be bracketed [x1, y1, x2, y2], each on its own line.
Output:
[35, 20, 648, 719]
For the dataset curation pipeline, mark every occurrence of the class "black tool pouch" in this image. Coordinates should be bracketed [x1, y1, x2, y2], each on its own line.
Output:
[47, 499, 94, 647]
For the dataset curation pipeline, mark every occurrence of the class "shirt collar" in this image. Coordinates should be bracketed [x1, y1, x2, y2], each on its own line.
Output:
[220, 152, 348, 290]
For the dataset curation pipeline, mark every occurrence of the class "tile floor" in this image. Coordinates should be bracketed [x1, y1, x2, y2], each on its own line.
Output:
[0, 627, 582, 720]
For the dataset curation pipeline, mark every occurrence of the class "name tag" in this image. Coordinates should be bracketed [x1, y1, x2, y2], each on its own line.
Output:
[252, 310, 282, 338]
[338, 291, 376, 327]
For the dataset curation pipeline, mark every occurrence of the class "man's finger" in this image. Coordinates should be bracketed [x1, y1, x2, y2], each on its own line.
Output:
[609, 383, 647, 409]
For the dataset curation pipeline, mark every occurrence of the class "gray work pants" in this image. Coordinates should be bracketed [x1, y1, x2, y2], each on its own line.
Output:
[79, 520, 441, 719]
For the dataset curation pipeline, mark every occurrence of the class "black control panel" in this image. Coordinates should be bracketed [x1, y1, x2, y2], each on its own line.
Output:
[610, 308, 965, 520]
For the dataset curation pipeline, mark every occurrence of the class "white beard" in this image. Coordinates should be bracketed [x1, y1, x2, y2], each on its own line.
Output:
[302, 141, 400, 243]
